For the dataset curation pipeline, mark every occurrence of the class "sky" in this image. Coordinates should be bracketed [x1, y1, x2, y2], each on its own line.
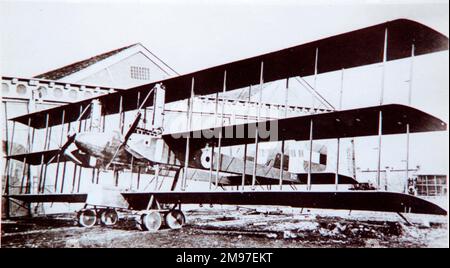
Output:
[0, 0, 449, 175]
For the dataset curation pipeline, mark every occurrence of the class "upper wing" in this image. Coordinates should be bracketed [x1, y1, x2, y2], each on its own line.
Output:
[162, 104, 447, 150]
[9, 19, 448, 129]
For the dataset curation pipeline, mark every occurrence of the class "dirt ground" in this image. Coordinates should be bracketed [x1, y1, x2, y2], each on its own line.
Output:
[1, 206, 448, 248]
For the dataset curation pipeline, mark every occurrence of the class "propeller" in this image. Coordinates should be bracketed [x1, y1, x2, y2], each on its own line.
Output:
[105, 85, 157, 169]
[105, 112, 142, 169]
[46, 103, 92, 165]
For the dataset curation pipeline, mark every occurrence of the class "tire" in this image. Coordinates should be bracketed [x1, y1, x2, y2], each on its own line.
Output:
[165, 210, 186, 229]
[78, 209, 97, 228]
[100, 209, 119, 226]
[141, 211, 162, 231]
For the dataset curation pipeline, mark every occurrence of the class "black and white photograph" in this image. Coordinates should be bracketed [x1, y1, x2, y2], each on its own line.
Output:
[0, 0, 448, 249]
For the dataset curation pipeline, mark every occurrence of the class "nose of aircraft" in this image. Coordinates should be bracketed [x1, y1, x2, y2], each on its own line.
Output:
[74, 131, 119, 155]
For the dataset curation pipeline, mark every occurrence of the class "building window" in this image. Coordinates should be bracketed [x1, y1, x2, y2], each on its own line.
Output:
[54, 88, 63, 97]
[16, 84, 27, 95]
[415, 175, 447, 196]
[36, 86, 47, 99]
[69, 89, 78, 99]
[2, 83, 9, 94]
[130, 66, 150, 80]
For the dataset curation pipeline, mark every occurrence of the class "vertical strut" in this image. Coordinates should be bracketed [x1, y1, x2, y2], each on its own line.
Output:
[21, 117, 32, 193]
[312, 48, 319, 112]
[376, 111, 383, 189]
[307, 119, 313, 190]
[4, 120, 15, 182]
[71, 164, 78, 193]
[215, 70, 227, 188]
[335, 139, 340, 191]
[279, 78, 289, 190]
[59, 161, 67, 193]
[376, 28, 388, 190]
[137, 167, 141, 190]
[252, 62, 264, 190]
[77, 166, 82, 192]
[405, 43, 415, 191]
[37, 114, 49, 193]
[241, 85, 251, 190]
[209, 145, 215, 190]
[4, 118, 14, 217]
[130, 158, 134, 190]
[154, 164, 160, 191]
[41, 126, 52, 192]
[182, 77, 195, 191]
[56, 110, 65, 192]
[380, 28, 388, 105]
[336, 69, 344, 190]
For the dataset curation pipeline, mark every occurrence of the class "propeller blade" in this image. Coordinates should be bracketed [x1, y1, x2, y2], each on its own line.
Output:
[45, 133, 77, 165]
[124, 112, 142, 141]
[106, 112, 143, 169]
[64, 150, 83, 165]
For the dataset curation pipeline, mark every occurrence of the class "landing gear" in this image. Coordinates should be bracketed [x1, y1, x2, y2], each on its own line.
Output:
[165, 209, 186, 229]
[100, 209, 119, 226]
[139, 211, 163, 231]
[76, 197, 186, 232]
[135, 209, 186, 231]
[77, 209, 97, 228]
[77, 207, 119, 228]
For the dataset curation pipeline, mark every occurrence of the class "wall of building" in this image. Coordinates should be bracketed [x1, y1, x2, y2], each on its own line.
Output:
[77, 52, 170, 89]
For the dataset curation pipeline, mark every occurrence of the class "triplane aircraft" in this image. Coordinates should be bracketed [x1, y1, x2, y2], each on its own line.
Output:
[3, 19, 449, 231]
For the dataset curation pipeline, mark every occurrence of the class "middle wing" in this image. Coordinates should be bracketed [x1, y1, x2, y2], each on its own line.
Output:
[163, 104, 447, 150]
[5, 149, 68, 165]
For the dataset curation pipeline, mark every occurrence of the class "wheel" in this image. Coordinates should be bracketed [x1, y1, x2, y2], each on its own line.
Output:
[165, 210, 186, 229]
[100, 209, 119, 226]
[78, 209, 97, 228]
[140, 211, 162, 231]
